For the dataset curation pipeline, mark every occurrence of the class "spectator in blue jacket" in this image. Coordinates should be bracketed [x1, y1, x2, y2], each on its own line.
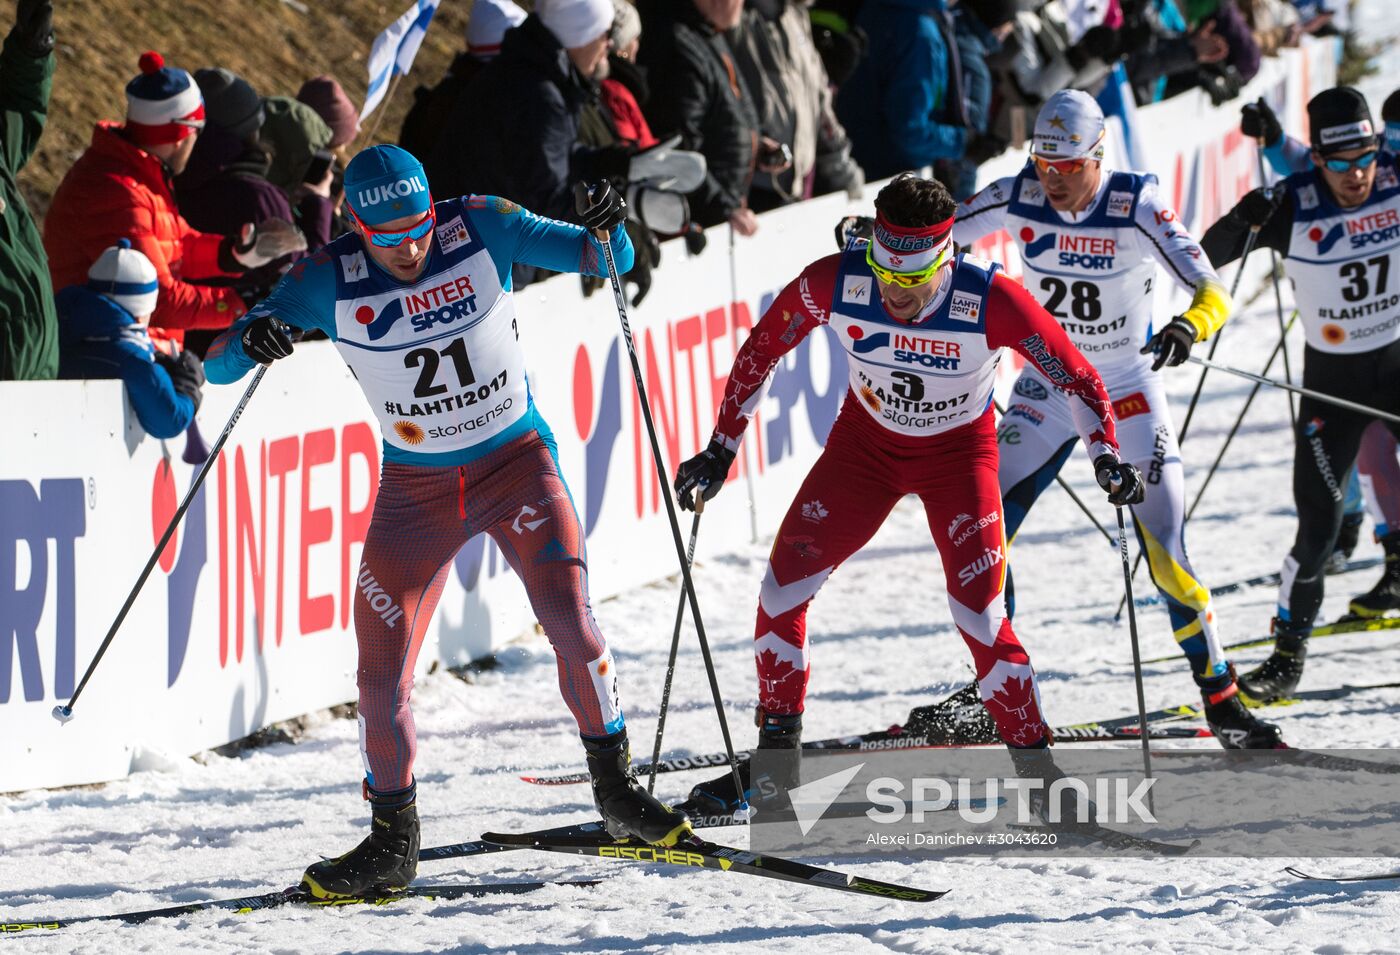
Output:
[56, 240, 204, 439]
[835, 0, 969, 182]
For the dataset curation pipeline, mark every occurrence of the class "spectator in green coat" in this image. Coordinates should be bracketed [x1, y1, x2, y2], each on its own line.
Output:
[0, 0, 57, 380]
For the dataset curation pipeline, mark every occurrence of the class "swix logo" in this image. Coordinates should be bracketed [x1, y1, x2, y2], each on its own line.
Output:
[1020, 228, 1116, 268]
[357, 563, 404, 629]
[354, 276, 480, 340]
[957, 546, 1004, 587]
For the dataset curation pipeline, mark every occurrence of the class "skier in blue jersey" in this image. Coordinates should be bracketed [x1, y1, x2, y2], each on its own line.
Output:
[205, 144, 692, 899]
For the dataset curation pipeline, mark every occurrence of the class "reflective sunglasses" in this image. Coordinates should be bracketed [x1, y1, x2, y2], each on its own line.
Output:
[1321, 150, 1378, 173]
[351, 198, 437, 248]
[1031, 154, 1092, 176]
[865, 239, 953, 288]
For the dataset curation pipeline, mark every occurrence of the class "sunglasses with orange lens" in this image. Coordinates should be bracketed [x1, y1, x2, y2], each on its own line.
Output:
[1031, 154, 1092, 176]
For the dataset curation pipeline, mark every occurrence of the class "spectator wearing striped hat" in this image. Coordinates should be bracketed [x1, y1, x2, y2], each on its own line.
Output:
[56, 239, 205, 439]
[44, 52, 303, 352]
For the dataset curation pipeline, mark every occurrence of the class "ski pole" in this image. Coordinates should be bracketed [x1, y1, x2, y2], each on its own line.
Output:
[594, 222, 752, 820]
[1113, 309, 1298, 622]
[648, 498, 703, 793]
[1185, 355, 1400, 426]
[54, 364, 270, 723]
[1181, 314, 1297, 529]
[994, 401, 1114, 547]
[1256, 147, 1296, 430]
[1115, 504, 1156, 814]
[1176, 224, 1260, 443]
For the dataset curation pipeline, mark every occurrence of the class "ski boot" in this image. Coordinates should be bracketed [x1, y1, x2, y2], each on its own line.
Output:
[302, 781, 420, 899]
[1325, 512, 1364, 574]
[1007, 740, 1095, 833]
[1347, 530, 1400, 619]
[904, 683, 996, 743]
[584, 730, 693, 845]
[682, 710, 802, 817]
[1199, 668, 1282, 749]
[1238, 620, 1309, 704]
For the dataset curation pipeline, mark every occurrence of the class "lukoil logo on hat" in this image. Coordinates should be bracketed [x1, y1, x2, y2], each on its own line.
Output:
[345, 144, 433, 225]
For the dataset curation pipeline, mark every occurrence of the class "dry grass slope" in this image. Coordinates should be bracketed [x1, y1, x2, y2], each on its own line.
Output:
[14, 0, 482, 223]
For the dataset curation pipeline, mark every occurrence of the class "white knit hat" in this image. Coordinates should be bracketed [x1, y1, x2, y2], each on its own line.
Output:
[88, 239, 159, 319]
[536, 0, 613, 50]
[467, 0, 527, 59]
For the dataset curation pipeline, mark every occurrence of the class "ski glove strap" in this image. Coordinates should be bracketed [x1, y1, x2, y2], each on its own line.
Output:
[1094, 454, 1145, 506]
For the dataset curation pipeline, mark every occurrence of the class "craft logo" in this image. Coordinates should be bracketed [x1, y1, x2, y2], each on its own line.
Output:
[1112, 392, 1150, 420]
[1020, 228, 1116, 269]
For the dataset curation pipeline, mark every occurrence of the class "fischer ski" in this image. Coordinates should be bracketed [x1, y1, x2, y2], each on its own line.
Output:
[480, 826, 947, 902]
[0, 880, 599, 934]
[1131, 557, 1383, 609]
[1284, 866, 1400, 883]
[1143, 617, 1400, 664]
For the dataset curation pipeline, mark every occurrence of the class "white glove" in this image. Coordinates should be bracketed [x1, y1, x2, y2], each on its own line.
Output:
[628, 135, 707, 193]
[231, 219, 308, 269]
[627, 184, 690, 236]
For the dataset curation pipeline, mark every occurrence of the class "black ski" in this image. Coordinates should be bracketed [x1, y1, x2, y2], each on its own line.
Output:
[1142, 616, 1400, 664]
[0, 879, 599, 934]
[480, 827, 947, 902]
[520, 724, 1209, 786]
[1131, 557, 1382, 609]
[1284, 866, 1400, 882]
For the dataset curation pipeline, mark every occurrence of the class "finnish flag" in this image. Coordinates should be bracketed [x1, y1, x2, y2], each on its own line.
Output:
[360, 0, 442, 122]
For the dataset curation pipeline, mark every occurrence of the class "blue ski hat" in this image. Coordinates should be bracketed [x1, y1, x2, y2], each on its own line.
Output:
[344, 144, 432, 225]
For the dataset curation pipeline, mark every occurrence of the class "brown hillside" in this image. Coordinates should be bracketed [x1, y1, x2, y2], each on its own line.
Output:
[12, 0, 491, 225]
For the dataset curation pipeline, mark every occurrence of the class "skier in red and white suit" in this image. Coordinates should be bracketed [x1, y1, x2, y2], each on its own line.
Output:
[673, 174, 1144, 811]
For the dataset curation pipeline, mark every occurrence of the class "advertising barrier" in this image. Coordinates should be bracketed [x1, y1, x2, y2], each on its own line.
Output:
[0, 41, 1335, 791]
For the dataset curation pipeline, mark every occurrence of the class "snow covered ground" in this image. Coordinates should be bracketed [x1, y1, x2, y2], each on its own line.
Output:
[6, 273, 1399, 954]
[7, 23, 1400, 953]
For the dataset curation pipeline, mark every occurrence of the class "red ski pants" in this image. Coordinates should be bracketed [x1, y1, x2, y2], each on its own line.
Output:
[754, 398, 1049, 747]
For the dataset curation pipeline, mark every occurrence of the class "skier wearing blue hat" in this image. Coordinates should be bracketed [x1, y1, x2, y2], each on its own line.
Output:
[205, 144, 692, 898]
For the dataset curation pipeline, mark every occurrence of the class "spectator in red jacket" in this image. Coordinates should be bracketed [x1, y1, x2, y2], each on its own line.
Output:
[44, 52, 302, 350]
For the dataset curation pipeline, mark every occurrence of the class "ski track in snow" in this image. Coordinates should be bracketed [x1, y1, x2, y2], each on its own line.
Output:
[8, 127, 1400, 955]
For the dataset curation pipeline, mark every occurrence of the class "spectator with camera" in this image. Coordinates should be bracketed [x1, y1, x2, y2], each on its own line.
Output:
[0, 0, 56, 380]
[56, 239, 204, 439]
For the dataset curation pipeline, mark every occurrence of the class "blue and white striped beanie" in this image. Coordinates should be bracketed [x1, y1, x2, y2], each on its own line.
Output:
[88, 239, 159, 318]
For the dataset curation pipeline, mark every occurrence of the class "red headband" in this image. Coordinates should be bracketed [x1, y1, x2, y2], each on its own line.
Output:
[125, 103, 206, 147]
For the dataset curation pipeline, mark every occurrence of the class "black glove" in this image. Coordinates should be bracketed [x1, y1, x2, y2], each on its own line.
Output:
[1198, 64, 1243, 108]
[241, 315, 295, 365]
[1240, 97, 1283, 146]
[834, 214, 874, 251]
[15, 0, 54, 57]
[1094, 454, 1145, 506]
[674, 440, 737, 510]
[1236, 185, 1284, 229]
[1139, 317, 1196, 371]
[683, 223, 708, 256]
[574, 180, 628, 233]
[156, 350, 206, 413]
[623, 218, 658, 306]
